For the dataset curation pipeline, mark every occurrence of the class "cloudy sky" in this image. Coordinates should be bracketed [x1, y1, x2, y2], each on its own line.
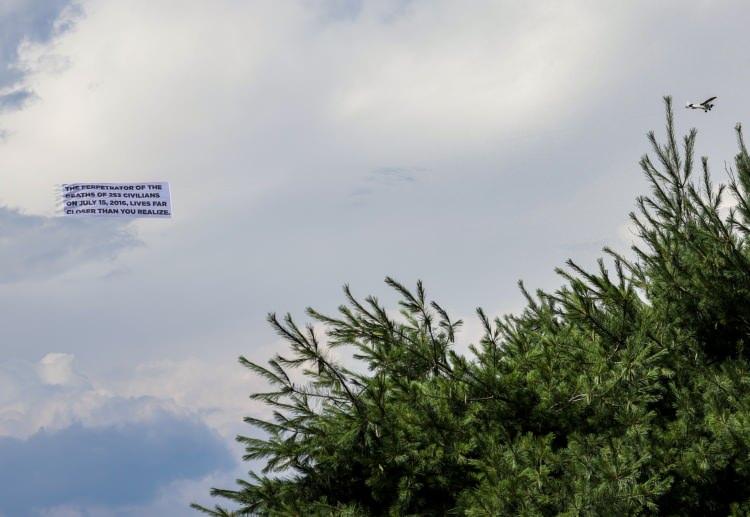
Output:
[1, 0, 749, 514]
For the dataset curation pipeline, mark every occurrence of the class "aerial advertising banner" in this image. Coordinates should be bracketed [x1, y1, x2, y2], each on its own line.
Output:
[59, 182, 172, 218]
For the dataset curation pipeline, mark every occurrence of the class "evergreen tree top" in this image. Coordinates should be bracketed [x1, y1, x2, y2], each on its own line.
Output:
[194, 98, 750, 516]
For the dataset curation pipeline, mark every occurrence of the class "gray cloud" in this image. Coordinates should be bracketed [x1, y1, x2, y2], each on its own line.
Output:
[350, 166, 421, 202]
[367, 167, 418, 185]
[319, 0, 365, 21]
[0, 89, 34, 112]
[0, 207, 140, 283]
[0, 417, 234, 516]
[318, 0, 416, 24]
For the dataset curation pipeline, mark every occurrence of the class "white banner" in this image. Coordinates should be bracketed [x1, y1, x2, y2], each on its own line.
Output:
[60, 182, 172, 218]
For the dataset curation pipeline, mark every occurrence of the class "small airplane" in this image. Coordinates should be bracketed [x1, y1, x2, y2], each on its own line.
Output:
[686, 96, 717, 112]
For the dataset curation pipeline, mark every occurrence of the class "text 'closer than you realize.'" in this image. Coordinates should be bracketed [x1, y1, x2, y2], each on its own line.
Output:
[59, 182, 172, 218]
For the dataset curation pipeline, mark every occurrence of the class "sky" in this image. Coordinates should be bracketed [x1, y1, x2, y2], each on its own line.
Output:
[0, 0, 749, 515]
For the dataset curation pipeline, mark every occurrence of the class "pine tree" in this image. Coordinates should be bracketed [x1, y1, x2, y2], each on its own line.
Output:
[194, 98, 750, 515]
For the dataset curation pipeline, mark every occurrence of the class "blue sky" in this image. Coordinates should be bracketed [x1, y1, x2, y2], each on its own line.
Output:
[1, 0, 750, 515]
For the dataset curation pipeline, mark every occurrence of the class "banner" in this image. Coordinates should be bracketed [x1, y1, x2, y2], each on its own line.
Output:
[59, 182, 172, 218]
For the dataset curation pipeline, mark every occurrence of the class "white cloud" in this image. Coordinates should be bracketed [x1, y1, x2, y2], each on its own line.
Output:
[35, 352, 87, 386]
[0, 348, 274, 445]
[0, 0, 640, 217]
[0, 353, 188, 439]
[109, 356, 270, 439]
[0, 0, 699, 373]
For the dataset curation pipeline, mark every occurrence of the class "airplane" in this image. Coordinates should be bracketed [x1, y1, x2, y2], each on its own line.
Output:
[686, 96, 717, 112]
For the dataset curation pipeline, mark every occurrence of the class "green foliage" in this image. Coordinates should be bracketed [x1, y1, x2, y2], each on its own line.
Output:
[194, 98, 750, 515]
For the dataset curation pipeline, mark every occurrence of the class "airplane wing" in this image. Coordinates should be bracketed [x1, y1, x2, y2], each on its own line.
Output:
[701, 96, 717, 105]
